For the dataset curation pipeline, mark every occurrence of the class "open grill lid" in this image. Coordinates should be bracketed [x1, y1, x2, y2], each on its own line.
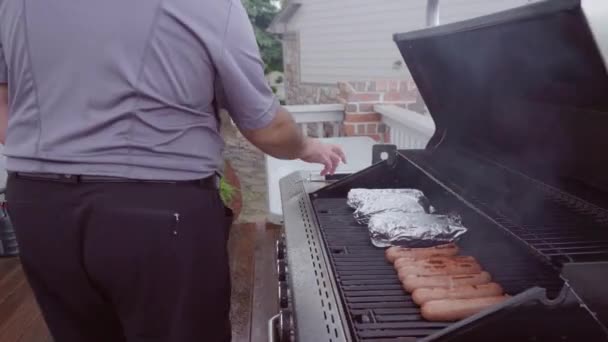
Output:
[394, 0, 608, 196]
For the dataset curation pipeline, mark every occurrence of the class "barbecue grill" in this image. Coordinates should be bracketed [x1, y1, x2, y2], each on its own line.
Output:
[271, 0, 608, 341]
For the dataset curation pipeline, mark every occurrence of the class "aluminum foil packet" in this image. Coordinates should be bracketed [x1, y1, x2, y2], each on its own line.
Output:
[367, 212, 468, 248]
[348, 189, 433, 224]
[347, 189, 425, 209]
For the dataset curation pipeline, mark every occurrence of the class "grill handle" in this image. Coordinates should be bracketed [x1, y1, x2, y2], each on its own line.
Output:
[426, 0, 440, 27]
[268, 313, 280, 342]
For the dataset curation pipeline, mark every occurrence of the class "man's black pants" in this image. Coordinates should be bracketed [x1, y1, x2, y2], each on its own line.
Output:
[6, 174, 232, 342]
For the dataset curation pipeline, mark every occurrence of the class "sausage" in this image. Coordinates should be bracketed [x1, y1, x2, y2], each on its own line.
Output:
[421, 296, 508, 321]
[402, 272, 492, 292]
[394, 256, 477, 269]
[385, 243, 459, 263]
[412, 283, 504, 305]
[397, 261, 483, 279]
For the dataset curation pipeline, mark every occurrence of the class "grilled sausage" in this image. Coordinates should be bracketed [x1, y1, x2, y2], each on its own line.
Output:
[385, 243, 459, 263]
[412, 283, 504, 305]
[402, 272, 492, 292]
[397, 261, 483, 279]
[394, 256, 477, 269]
[421, 296, 508, 321]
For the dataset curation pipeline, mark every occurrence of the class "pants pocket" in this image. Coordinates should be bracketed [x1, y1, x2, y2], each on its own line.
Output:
[223, 206, 234, 240]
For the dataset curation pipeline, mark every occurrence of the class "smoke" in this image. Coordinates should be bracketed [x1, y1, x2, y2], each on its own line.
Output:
[398, 3, 608, 198]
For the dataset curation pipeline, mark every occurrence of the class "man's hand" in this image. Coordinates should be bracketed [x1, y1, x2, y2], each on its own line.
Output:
[299, 138, 347, 176]
[240, 105, 346, 175]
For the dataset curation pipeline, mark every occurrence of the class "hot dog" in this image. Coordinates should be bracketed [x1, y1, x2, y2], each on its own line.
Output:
[412, 283, 504, 305]
[397, 261, 483, 279]
[421, 296, 508, 321]
[385, 243, 459, 263]
[394, 256, 477, 269]
[402, 272, 492, 292]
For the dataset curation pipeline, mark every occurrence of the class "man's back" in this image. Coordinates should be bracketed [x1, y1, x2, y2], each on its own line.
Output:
[0, 0, 276, 180]
[0, 1, 347, 341]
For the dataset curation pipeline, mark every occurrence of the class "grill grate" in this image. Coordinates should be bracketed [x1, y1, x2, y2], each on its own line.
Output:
[404, 149, 608, 265]
[312, 196, 563, 341]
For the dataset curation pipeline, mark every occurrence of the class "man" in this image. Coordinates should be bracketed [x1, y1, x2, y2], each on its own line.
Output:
[0, 1, 345, 341]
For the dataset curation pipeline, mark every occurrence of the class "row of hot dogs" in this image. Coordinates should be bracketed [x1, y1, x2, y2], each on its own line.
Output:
[385, 243, 509, 322]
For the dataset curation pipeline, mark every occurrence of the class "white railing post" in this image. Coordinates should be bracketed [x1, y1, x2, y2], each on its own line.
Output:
[301, 123, 308, 136]
[285, 104, 345, 138]
[375, 105, 436, 149]
[316, 124, 324, 138]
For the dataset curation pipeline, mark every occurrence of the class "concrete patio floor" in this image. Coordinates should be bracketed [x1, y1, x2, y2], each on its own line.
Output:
[221, 111, 270, 224]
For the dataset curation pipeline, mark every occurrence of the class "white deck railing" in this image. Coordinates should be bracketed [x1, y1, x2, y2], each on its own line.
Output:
[375, 105, 435, 149]
[286, 104, 344, 138]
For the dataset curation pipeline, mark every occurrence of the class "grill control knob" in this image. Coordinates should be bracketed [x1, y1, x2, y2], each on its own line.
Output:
[278, 281, 290, 308]
[277, 259, 288, 282]
[279, 309, 294, 342]
[276, 238, 286, 260]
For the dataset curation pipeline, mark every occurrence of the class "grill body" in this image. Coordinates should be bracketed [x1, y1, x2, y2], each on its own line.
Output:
[278, 151, 608, 341]
[277, 0, 608, 340]
[307, 151, 608, 341]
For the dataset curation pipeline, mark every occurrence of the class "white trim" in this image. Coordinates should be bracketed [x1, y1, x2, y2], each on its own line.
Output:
[286, 104, 345, 124]
[375, 105, 435, 137]
[582, 0, 608, 72]
[376, 105, 435, 150]
[268, 2, 302, 34]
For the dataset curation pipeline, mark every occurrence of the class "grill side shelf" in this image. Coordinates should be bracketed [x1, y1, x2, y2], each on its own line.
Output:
[279, 172, 351, 342]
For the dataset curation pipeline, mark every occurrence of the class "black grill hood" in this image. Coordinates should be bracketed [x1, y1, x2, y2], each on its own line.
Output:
[394, 0, 608, 196]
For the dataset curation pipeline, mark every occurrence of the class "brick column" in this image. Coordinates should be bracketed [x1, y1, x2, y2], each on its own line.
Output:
[338, 80, 418, 142]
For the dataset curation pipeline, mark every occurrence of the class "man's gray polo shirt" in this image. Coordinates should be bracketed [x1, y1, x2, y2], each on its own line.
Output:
[0, 0, 278, 180]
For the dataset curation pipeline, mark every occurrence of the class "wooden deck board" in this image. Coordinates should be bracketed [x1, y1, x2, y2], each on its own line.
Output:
[229, 223, 258, 342]
[0, 258, 50, 342]
[250, 224, 280, 342]
[16, 312, 51, 342]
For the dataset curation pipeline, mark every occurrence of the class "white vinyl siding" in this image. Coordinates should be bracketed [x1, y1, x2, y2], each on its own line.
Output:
[287, 0, 535, 84]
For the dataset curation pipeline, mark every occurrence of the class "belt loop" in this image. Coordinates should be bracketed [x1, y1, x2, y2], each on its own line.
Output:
[214, 171, 222, 190]
[63, 174, 80, 183]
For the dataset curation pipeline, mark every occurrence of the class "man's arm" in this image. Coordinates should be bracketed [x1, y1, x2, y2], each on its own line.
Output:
[240, 106, 304, 159]
[0, 84, 7, 144]
[241, 105, 346, 175]
[211, 1, 346, 175]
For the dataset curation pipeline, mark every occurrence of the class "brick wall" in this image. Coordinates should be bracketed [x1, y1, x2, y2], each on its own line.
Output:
[280, 34, 429, 141]
[338, 80, 424, 142]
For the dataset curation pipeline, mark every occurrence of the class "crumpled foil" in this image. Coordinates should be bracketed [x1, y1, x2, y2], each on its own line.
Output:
[347, 189, 425, 209]
[348, 189, 434, 224]
[367, 212, 468, 248]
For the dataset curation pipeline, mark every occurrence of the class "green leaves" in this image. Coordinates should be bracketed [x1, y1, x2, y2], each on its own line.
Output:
[242, 0, 283, 73]
[219, 177, 238, 206]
